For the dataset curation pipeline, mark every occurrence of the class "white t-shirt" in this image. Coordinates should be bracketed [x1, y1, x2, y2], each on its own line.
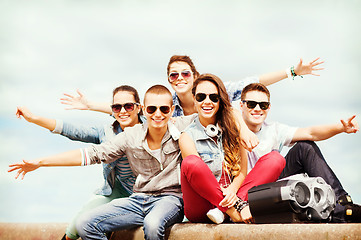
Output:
[247, 121, 298, 172]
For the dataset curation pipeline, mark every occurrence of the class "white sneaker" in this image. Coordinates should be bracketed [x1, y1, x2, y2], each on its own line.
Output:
[206, 208, 225, 224]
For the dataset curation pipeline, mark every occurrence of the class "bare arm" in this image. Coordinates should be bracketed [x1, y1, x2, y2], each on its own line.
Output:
[259, 57, 324, 86]
[8, 149, 82, 180]
[179, 132, 200, 159]
[60, 89, 112, 114]
[232, 108, 259, 151]
[291, 115, 359, 144]
[16, 106, 56, 131]
[219, 145, 248, 208]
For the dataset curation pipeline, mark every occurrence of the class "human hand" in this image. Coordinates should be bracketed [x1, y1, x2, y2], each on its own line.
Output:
[240, 205, 254, 224]
[341, 115, 359, 133]
[294, 57, 324, 76]
[8, 159, 41, 180]
[219, 186, 239, 208]
[240, 126, 259, 151]
[16, 106, 35, 123]
[60, 89, 89, 110]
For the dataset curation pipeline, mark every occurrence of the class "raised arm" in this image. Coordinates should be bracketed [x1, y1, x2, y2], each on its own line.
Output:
[16, 106, 56, 131]
[291, 115, 359, 144]
[60, 89, 112, 114]
[8, 150, 82, 180]
[259, 57, 324, 86]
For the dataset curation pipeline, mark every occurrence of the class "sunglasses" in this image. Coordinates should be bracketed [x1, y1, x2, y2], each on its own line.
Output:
[195, 93, 220, 103]
[146, 105, 171, 114]
[168, 70, 192, 82]
[111, 103, 139, 113]
[242, 100, 270, 110]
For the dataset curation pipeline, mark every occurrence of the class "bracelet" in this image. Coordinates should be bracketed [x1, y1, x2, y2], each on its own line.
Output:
[234, 198, 249, 212]
[290, 66, 303, 81]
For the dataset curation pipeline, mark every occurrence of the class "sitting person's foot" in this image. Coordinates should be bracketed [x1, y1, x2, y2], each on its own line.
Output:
[338, 194, 361, 223]
[338, 194, 353, 206]
[207, 208, 225, 224]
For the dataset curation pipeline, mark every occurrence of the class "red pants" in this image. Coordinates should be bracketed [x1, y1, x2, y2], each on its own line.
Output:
[181, 151, 285, 223]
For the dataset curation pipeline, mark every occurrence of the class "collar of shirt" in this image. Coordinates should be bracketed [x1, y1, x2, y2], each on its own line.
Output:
[140, 121, 181, 143]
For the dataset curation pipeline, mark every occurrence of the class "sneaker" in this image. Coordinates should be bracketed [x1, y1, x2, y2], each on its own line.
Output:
[207, 208, 225, 224]
[345, 203, 361, 223]
[338, 194, 353, 206]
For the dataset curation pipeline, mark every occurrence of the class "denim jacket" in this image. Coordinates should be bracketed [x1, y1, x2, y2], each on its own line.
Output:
[184, 117, 224, 181]
[172, 76, 259, 117]
[83, 114, 197, 196]
[52, 119, 136, 196]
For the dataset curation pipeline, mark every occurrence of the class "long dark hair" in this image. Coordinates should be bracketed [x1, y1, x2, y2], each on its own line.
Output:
[112, 85, 142, 133]
[192, 73, 243, 177]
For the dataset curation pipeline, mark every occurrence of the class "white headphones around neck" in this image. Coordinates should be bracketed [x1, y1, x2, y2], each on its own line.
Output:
[205, 124, 219, 137]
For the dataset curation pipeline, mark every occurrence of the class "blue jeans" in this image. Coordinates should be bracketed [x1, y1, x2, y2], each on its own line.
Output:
[279, 141, 348, 222]
[76, 193, 184, 240]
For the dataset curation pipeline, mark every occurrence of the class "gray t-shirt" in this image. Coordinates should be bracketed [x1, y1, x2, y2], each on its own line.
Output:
[247, 121, 297, 172]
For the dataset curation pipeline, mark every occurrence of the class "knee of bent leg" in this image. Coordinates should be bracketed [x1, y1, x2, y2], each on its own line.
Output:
[143, 217, 164, 240]
[181, 155, 203, 174]
[268, 151, 286, 171]
[75, 211, 96, 238]
[294, 140, 317, 152]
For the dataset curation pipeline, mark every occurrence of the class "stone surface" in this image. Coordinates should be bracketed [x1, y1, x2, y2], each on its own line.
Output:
[0, 222, 360, 240]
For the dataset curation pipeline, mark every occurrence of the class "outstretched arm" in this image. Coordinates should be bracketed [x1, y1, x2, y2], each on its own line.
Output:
[259, 57, 324, 86]
[16, 106, 56, 131]
[8, 150, 82, 180]
[291, 115, 359, 144]
[60, 89, 112, 114]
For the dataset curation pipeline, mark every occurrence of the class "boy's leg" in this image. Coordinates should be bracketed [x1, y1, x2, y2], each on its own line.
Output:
[76, 194, 144, 240]
[279, 141, 347, 197]
[279, 141, 349, 222]
[66, 180, 129, 239]
[143, 195, 184, 240]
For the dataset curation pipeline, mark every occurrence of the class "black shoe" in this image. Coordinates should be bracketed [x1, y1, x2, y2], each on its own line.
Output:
[338, 194, 353, 206]
[344, 203, 361, 223]
[61, 234, 67, 240]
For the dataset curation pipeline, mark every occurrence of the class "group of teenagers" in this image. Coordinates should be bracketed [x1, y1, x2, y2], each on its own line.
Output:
[9, 55, 360, 240]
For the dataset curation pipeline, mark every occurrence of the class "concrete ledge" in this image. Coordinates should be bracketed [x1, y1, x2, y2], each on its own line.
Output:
[1, 222, 360, 240]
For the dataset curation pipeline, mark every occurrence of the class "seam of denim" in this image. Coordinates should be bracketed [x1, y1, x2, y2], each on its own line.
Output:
[161, 196, 184, 226]
[94, 211, 140, 233]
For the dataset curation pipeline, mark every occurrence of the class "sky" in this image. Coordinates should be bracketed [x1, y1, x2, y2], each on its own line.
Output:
[1, 0, 360, 222]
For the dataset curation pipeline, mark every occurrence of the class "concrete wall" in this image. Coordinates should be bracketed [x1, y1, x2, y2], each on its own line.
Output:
[0, 223, 360, 240]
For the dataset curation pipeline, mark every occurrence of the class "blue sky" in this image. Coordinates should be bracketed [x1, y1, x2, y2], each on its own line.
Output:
[1, 0, 360, 222]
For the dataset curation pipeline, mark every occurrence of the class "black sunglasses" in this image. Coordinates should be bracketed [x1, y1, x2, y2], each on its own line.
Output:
[242, 100, 270, 110]
[146, 105, 171, 114]
[168, 70, 192, 82]
[111, 103, 139, 113]
[195, 93, 220, 103]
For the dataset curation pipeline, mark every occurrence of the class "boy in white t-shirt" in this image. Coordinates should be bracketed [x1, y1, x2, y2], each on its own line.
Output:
[239, 83, 360, 223]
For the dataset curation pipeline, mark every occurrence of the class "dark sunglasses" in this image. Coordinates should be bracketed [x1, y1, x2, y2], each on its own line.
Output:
[111, 103, 139, 113]
[195, 93, 220, 103]
[242, 100, 270, 110]
[146, 105, 171, 114]
[168, 70, 192, 82]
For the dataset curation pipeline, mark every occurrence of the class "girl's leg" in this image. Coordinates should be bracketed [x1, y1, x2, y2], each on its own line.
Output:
[65, 180, 129, 239]
[237, 151, 286, 201]
[181, 155, 227, 222]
